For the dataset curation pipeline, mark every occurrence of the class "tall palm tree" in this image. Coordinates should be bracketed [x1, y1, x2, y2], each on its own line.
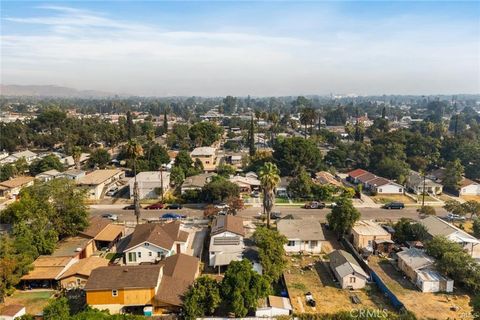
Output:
[126, 139, 144, 224]
[259, 162, 281, 228]
[72, 146, 82, 170]
[300, 107, 317, 138]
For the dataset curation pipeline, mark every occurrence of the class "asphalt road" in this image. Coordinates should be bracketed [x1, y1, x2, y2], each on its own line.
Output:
[90, 204, 448, 223]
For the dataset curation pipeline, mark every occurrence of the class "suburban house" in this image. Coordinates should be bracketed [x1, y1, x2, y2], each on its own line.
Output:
[35, 169, 61, 182]
[123, 221, 190, 265]
[79, 216, 124, 251]
[209, 215, 245, 268]
[397, 248, 453, 293]
[314, 171, 343, 187]
[277, 219, 325, 254]
[255, 296, 293, 317]
[351, 220, 392, 252]
[181, 172, 216, 194]
[59, 153, 90, 169]
[58, 256, 109, 289]
[229, 175, 261, 192]
[225, 154, 243, 169]
[328, 250, 369, 289]
[85, 253, 199, 315]
[58, 169, 86, 181]
[0, 150, 37, 164]
[346, 169, 404, 194]
[77, 169, 124, 200]
[420, 216, 480, 258]
[0, 304, 26, 320]
[458, 178, 480, 196]
[0, 176, 35, 199]
[129, 171, 171, 199]
[21, 256, 77, 289]
[190, 147, 217, 171]
[406, 171, 443, 195]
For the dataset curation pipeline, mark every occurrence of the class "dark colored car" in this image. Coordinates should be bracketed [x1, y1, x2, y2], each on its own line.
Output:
[270, 212, 282, 220]
[161, 213, 186, 220]
[123, 204, 136, 210]
[145, 202, 164, 210]
[383, 202, 405, 209]
[165, 203, 183, 210]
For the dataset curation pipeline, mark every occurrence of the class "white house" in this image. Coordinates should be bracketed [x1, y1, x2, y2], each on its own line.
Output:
[277, 219, 325, 254]
[0, 150, 37, 165]
[129, 171, 170, 199]
[35, 169, 62, 182]
[209, 215, 245, 268]
[255, 296, 292, 317]
[459, 178, 480, 196]
[328, 250, 369, 289]
[229, 175, 261, 192]
[406, 170, 443, 195]
[123, 221, 190, 265]
[59, 169, 86, 181]
[77, 169, 124, 199]
[420, 216, 480, 258]
[0, 176, 35, 199]
[368, 177, 404, 194]
[0, 304, 26, 320]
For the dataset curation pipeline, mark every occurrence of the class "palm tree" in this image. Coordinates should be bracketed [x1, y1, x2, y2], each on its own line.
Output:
[300, 107, 317, 138]
[259, 162, 281, 228]
[72, 146, 82, 170]
[126, 139, 144, 224]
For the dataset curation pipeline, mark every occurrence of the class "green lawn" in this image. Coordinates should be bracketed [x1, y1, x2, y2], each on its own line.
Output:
[275, 197, 290, 204]
[6, 290, 54, 314]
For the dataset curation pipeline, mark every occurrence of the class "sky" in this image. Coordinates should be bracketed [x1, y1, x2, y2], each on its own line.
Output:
[1, 1, 479, 96]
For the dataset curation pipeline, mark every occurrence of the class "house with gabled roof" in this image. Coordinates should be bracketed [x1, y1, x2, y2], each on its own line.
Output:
[277, 219, 325, 254]
[59, 256, 109, 289]
[123, 221, 190, 265]
[0, 176, 35, 199]
[209, 215, 245, 268]
[328, 250, 369, 289]
[79, 216, 124, 252]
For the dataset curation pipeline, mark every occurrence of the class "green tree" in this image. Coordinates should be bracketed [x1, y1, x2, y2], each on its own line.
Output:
[248, 115, 256, 157]
[443, 159, 464, 191]
[163, 109, 168, 134]
[14, 157, 29, 174]
[462, 200, 480, 219]
[375, 157, 409, 183]
[472, 295, 480, 320]
[29, 154, 64, 175]
[221, 259, 270, 317]
[273, 137, 323, 175]
[126, 111, 136, 140]
[216, 164, 236, 177]
[170, 166, 185, 186]
[189, 122, 223, 147]
[252, 227, 287, 282]
[201, 177, 239, 202]
[259, 162, 280, 228]
[223, 96, 237, 115]
[287, 166, 312, 199]
[183, 276, 221, 320]
[174, 150, 194, 175]
[443, 200, 466, 216]
[0, 164, 18, 181]
[88, 149, 111, 169]
[300, 107, 317, 138]
[72, 146, 83, 170]
[147, 144, 170, 170]
[417, 205, 436, 216]
[326, 197, 360, 235]
[43, 297, 70, 320]
[393, 218, 428, 243]
[473, 219, 480, 238]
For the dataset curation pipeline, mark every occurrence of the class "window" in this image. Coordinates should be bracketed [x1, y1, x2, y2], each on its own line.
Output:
[76, 279, 81, 285]
[310, 241, 318, 248]
[145, 243, 149, 247]
[138, 252, 141, 258]
[157, 252, 162, 257]
[149, 252, 152, 257]
[399, 188, 403, 193]
[206, 161, 210, 164]
[368, 240, 372, 247]
[112, 289, 118, 297]
[128, 252, 136, 262]
[287, 241, 296, 247]
[378, 188, 382, 193]
[350, 277, 356, 283]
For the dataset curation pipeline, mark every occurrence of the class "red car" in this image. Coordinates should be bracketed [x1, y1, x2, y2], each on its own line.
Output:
[145, 202, 164, 210]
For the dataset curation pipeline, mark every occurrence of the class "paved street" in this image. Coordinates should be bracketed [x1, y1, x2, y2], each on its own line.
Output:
[90, 204, 448, 223]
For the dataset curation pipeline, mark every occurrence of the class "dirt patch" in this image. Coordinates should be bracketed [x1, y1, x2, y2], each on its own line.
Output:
[461, 195, 480, 202]
[369, 256, 472, 320]
[284, 255, 393, 315]
[371, 195, 416, 204]
[2, 290, 54, 315]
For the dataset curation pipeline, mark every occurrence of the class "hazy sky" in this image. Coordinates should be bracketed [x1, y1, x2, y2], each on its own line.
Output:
[1, 1, 479, 96]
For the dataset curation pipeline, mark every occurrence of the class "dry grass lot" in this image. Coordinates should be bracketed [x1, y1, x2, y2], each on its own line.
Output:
[284, 256, 393, 315]
[2, 290, 54, 315]
[371, 194, 416, 204]
[461, 195, 480, 202]
[369, 256, 472, 320]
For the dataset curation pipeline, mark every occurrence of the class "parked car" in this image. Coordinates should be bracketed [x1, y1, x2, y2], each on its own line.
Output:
[106, 187, 118, 197]
[304, 201, 326, 209]
[101, 213, 118, 221]
[447, 213, 466, 221]
[214, 203, 229, 209]
[165, 203, 183, 209]
[251, 191, 260, 198]
[145, 202, 164, 210]
[123, 204, 136, 210]
[161, 213, 186, 220]
[383, 202, 405, 209]
[305, 292, 316, 307]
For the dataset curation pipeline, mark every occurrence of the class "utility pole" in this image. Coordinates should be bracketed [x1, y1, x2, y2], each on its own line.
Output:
[159, 164, 164, 203]
[133, 160, 140, 225]
[422, 172, 426, 208]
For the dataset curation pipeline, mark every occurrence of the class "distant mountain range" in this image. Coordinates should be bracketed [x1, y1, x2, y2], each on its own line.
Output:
[0, 84, 120, 98]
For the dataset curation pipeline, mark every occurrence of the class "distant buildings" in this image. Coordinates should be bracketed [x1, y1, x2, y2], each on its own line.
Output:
[0, 176, 35, 199]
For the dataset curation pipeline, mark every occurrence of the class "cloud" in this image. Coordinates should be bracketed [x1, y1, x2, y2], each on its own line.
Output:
[1, 4, 479, 96]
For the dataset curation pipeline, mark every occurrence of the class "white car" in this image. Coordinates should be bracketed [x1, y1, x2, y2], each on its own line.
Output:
[214, 203, 229, 209]
[447, 213, 466, 221]
[101, 213, 118, 221]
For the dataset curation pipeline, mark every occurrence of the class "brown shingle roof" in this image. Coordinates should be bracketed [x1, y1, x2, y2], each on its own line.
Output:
[357, 173, 377, 183]
[94, 224, 124, 242]
[80, 216, 112, 238]
[211, 215, 245, 237]
[460, 178, 478, 188]
[155, 254, 199, 306]
[84, 264, 162, 291]
[78, 169, 121, 185]
[21, 256, 73, 280]
[0, 176, 34, 189]
[0, 304, 25, 317]
[59, 256, 109, 279]
[125, 221, 187, 251]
